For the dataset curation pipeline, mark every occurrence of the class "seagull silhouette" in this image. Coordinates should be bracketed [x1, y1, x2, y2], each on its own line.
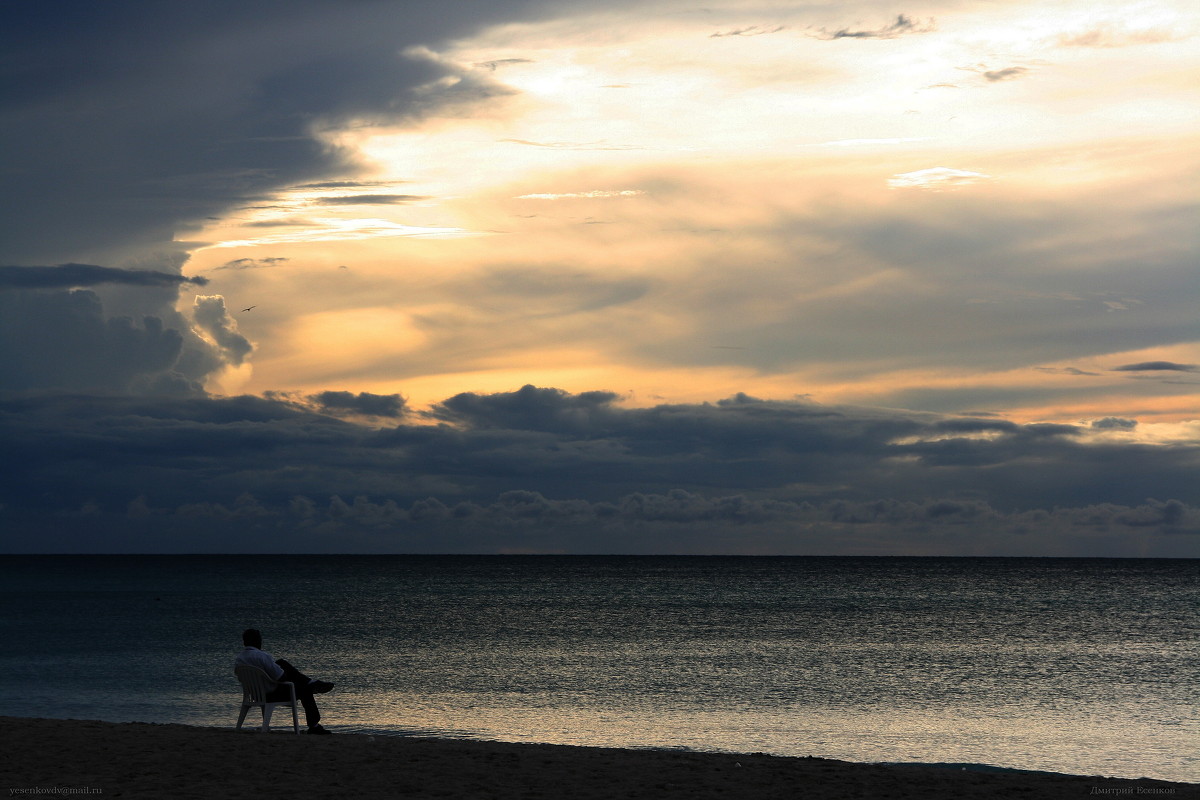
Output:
[241, 305, 256, 312]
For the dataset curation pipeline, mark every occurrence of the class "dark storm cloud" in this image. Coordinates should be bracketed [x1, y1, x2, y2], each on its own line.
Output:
[0, 0, 571, 264]
[0, 265, 243, 395]
[9, 292, 269, 395]
[0, 290, 188, 394]
[1, 386, 1196, 554]
[0, 264, 208, 290]
[1114, 361, 1198, 372]
[813, 14, 936, 41]
[311, 390, 408, 418]
[429, 384, 620, 432]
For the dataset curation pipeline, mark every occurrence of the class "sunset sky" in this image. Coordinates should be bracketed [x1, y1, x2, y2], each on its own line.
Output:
[2, 0, 1197, 554]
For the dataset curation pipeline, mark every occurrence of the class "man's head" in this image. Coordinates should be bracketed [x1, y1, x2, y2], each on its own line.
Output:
[242, 628, 263, 648]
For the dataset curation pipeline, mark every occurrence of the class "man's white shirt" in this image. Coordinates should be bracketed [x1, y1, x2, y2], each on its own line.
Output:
[235, 646, 284, 681]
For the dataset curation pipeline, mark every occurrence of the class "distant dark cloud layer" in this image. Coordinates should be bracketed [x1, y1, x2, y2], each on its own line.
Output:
[1, 386, 1195, 554]
[1114, 361, 1198, 373]
[0, 264, 208, 289]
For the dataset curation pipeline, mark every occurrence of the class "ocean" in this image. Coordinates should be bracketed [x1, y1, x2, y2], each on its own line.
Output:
[1, 555, 1195, 782]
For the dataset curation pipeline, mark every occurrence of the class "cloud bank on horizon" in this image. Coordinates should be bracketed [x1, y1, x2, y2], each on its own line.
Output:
[0, 0, 1196, 555]
[3, 386, 1198, 555]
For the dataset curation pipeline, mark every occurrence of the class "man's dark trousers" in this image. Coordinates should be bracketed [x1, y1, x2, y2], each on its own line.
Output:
[265, 658, 320, 726]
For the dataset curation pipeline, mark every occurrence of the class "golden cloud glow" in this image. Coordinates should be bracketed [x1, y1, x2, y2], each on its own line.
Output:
[887, 167, 994, 189]
[181, 0, 1200, 431]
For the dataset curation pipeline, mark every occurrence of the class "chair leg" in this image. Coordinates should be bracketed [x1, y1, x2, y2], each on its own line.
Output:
[291, 701, 299, 734]
[236, 704, 250, 730]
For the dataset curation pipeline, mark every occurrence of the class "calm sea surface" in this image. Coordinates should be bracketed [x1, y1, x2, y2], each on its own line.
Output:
[1, 556, 1196, 781]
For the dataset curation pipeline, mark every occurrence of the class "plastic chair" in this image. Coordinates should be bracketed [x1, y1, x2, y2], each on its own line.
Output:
[234, 664, 300, 734]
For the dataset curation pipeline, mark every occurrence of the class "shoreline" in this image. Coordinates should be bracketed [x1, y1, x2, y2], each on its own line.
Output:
[2, 717, 1195, 799]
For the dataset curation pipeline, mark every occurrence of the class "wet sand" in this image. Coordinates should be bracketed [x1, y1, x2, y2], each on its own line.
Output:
[1, 716, 1194, 799]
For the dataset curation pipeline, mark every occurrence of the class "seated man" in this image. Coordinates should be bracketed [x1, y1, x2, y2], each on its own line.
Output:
[235, 628, 335, 734]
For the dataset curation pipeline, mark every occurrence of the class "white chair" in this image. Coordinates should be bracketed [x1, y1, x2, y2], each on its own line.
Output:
[234, 664, 300, 734]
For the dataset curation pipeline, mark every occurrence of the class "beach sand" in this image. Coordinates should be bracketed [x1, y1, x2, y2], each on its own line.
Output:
[1, 716, 1194, 799]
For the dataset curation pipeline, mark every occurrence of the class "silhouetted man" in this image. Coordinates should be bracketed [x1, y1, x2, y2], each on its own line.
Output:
[235, 628, 335, 734]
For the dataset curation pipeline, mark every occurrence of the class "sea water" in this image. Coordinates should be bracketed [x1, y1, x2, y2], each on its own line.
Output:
[0, 555, 1195, 782]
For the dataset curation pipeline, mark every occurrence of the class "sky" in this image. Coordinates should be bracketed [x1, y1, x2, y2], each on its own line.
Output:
[1, 0, 1197, 555]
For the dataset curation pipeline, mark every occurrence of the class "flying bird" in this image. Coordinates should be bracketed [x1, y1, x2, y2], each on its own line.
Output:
[241, 305, 256, 312]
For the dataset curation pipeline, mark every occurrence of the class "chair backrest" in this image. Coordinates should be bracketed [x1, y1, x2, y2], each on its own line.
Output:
[234, 664, 277, 703]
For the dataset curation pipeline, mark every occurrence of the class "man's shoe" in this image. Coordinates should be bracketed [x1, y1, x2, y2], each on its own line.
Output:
[310, 680, 334, 693]
[308, 724, 333, 735]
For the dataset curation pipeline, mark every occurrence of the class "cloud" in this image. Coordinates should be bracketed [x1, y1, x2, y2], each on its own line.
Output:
[886, 167, 992, 189]
[0, 264, 208, 290]
[982, 66, 1030, 82]
[0, 386, 1196, 554]
[191, 296, 253, 367]
[1035, 367, 1102, 377]
[311, 390, 408, 418]
[244, 218, 318, 228]
[709, 25, 785, 39]
[468, 268, 650, 315]
[258, 159, 1193, 419]
[816, 138, 930, 147]
[214, 257, 290, 271]
[474, 58, 535, 70]
[955, 63, 1035, 84]
[210, 218, 474, 247]
[813, 14, 936, 41]
[315, 194, 429, 205]
[0, 291, 188, 394]
[0, 1, 551, 265]
[0, 1, 582, 405]
[1056, 26, 1181, 48]
[0, 259, 245, 396]
[172, 490, 1200, 539]
[516, 190, 645, 199]
[1113, 361, 1198, 373]
[502, 139, 652, 151]
[3, 1, 1197, 554]
[294, 181, 396, 190]
[428, 384, 621, 432]
[263, 389, 407, 418]
[1091, 417, 1137, 430]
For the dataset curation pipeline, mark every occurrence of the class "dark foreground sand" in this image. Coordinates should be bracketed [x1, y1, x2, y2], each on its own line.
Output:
[1, 717, 1194, 799]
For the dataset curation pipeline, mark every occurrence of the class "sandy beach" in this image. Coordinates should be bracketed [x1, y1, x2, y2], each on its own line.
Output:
[1, 717, 1194, 799]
